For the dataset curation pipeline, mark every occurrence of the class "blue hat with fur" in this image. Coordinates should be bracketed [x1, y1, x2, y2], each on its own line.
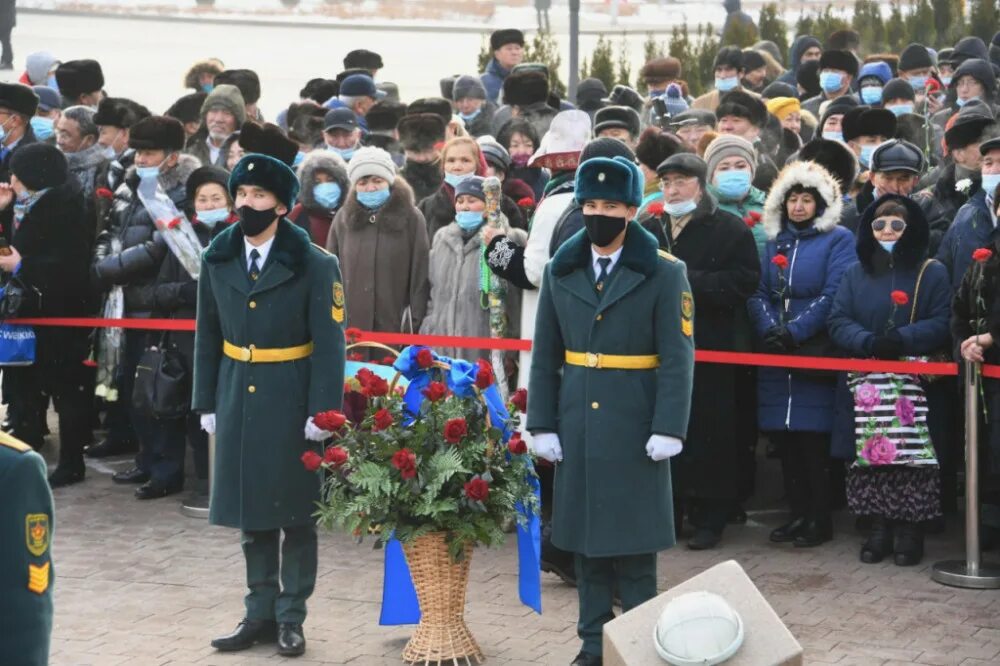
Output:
[228, 153, 300, 210]
[574, 156, 644, 207]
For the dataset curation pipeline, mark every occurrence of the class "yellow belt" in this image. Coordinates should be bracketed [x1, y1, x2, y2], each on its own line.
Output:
[565, 351, 659, 370]
[223, 340, 314, 363]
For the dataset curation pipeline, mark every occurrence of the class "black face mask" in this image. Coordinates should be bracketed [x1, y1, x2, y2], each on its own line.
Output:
[583, 213, 627, 248]
[238, 205, 277, 237]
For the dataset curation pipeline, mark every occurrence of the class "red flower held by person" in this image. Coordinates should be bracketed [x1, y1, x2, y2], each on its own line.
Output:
[391, 448, 417, 479]
[301, 450, 323, 472]
[323, 446, 348, 466]
[444, 417, 468, 443]
[464, 477, 490, 502]
[163, 217, 181, 230]
[511, 387, 528, 412]
[372, 408, 393, 431]
[95, 187, 114, 200]
[475, 359, 494, 389]
[314, 410, 347, 432]
[647, 202, 665, 216]
[517, 196, 535, 208]
[891, 290, 909, 306]
[416, 347, 434, 368]
[743, 211, 762, 227]
[973, 248, 994, 263]
[771, 254, 789, 270]
[422, 381, 447, 402]
[508, 433, 528, 455]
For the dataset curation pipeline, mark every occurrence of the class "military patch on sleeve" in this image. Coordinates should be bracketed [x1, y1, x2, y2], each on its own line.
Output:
[682, 318, 694, 337]
[27, 561, 50, 595]
[26, 513, 49, 557]
[681, 292, 694, 319]
[332, 282, 345, 322]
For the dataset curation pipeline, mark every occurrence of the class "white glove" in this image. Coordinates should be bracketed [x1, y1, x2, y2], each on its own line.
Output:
[200, 413, 216, 435]
[646, 434, 683, 461]
[530, 432, 563, 463]
[304, 417, 332, 442]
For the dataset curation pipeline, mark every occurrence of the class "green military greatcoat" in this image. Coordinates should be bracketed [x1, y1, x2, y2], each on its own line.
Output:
[527, 221, 695, 557]
[193, 219, 346, 531]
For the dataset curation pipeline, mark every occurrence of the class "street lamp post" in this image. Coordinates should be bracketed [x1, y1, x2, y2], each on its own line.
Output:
[568, 0, 580, 102]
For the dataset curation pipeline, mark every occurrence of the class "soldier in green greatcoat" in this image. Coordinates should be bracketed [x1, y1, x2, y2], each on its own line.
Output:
[527, 156, 695, 666]
[0, 431, 54, 666]
[193, 153, 346, 657]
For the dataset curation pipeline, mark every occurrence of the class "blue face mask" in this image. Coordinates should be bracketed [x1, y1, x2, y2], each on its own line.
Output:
[957, 96, 980, 108]
[459, 108, 482, 122]
[357, 187, 391, 210]
[328, 145, 357, 161]
[713, 170, 752, 200]
[29, 116, 54, 140]
[878, 240, 897, 253]
[444, 172, 474, 188]
[908, 75, 928, 90]
[861, 86, 883, 105]
[202, 83, 214, 93]
[859, 145, 876, 169]
[820, 71, 845, 94]
[455, 210, 485, 232]
[940, 75, 952, 87]
[664, 199, 698, 217]
[46, 74, 58, 92]
[982, 173, 1000, 197]
[136, 165, 160, 180]
[197, 207, 230, 229]
[293, 151, 305, 167]
[313, 182, 342, 209]
[886, 103, 914, 116]
[715, 76, 739, 92]
[822, 130, 844, 143]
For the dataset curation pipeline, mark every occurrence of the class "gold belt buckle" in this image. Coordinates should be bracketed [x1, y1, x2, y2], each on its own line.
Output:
[239, 346, 253, 362]
[586, 352, 600, 368]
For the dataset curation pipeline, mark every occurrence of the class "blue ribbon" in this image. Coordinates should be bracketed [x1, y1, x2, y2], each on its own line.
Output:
[378, 346, 542, 624]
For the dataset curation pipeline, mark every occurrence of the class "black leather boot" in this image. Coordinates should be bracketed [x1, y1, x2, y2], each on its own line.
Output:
[894, 522, 924, 566]
[278, 623, 306, 656]
[48, 465, 85, 489]
[210, 619, 278, 651]
[860, 516, 893, 564]
[770, 516, 807, 543]
[793, 516, 833, 547]
[540, 520, 577, 586]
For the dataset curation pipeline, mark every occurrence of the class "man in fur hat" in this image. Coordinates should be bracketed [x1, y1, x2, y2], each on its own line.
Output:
[214, 69, 262, 122]
[492, 70, 557, 138]
[54, 59, 104, 109]
[480, 28, 525, 104]
[693, 46, 756, 112]
[398, 112, 447, 201]
[594, 105, 641, 149]
[802, 49, 858, 118]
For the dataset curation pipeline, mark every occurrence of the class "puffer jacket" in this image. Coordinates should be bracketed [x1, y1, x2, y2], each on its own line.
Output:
[92, 154, 201, 317]
[936, 188, 997, 289]
[288, 150, 349, 246]
[747, 161, 857, 432]
[480, 58, 511, 104]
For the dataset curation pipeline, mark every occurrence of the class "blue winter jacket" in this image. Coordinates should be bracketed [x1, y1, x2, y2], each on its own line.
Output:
[748, 161, 856, 432]
[936, 189, 998, 289]
[480, 59, 510, 104]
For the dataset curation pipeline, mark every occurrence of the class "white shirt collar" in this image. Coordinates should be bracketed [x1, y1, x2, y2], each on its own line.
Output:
[591, 245, 624, 280]
[245, 236, 275, 272]
[207, 135, 221, 165]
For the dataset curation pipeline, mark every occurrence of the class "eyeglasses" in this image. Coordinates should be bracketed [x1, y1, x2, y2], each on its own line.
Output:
[872, 218, 906, 232]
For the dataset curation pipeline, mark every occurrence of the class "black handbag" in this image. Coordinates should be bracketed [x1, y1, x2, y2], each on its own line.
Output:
[132, 333, 189, 419]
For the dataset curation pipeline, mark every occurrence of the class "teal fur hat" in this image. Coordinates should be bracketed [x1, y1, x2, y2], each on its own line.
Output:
[574, 156, 644, 207]
[228, 153, 300, 210]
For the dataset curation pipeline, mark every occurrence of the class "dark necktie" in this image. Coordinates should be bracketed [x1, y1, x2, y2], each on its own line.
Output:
[249, 248, 261, 283]
[595, 257, 611, 293]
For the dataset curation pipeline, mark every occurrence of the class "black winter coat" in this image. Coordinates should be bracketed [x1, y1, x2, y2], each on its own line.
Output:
[0, 126, 37, 243]
[418, 183, 526, 241]
[842, 181, 950, 256]
[400, 161, 444, 203]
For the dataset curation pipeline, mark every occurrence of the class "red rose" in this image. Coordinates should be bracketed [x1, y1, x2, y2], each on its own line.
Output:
[314, 410, 347, 432]
[356, 368, 375, 387]
[973, 248, 994, 263]
[511, 387, 528, 412]
[416, 348, 434, 368]
[391, 448, 417, 479]
[771, 254, 789, 270]
[323, 445, 348, 466]
[163, 217, 181, 230]
[749, 211, 762, 221]
[422, 381, 447, 402]
[475, 358, 494, 389]
[372, 408, 394, 431]
[647, 202, 665, 216]
[82, 358, 98, 368]
[508, 433, 527, 455]
[364, 375, 389, 397]
[444, 417, 468, 444]
[301, 450, 323, 472]
[95, 187, 114, 200]
[345, 327, 362, 342]
[347, 352, 363, 362]
[517, 196, 535, 208]
[890, 290, 909, 306]
[380, 355, 396, 366]
[464, 477, 490, 502]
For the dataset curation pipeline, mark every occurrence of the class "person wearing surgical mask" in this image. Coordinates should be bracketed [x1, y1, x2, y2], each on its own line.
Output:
[29, 85, 62, 144]
[450, 75, 496, 138]
[704, 134, 768, 255]
[691, 46, 746, 112]
[321, 107, 362, 162]
[288, 150, 349, 245]
[801, 50, 858, 119]
[644, 150, 760, 552]
[897, 43, 942, 115]
[842, 107, 896, 178]
[418, 135, 524, 241]
[421, 174, 525, 362]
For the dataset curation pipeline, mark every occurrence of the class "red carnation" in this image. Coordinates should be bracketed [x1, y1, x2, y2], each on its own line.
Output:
[162, 217, 181, 230]
[95, 187, 114, 200]
[511, 387, 528, 412]
[301, 450, 323, 472]
[891, 290, 909, 306]
[323, 445, 348, 466]
[345, 327, 362, 342]
[422, 381, 447, 402]
[364, 375, 389, 397]
[464, 477, 490, 502]
[391, 448, 417, 479]
[82, 359, 98, 368]
[517, 196, 535, 207]
[647, 202, 665, 216]
[372, 408, 394, 432]
[475, 358, 494, 389]
[508, 433, 528, 455]
[314, 410, 347, 432]
[973, 248, 993, 263]
[771, 254, 789, 270]
[416, 348, 434, 368]
[749, 210, 762, 222]
[444, 417, 468, 444]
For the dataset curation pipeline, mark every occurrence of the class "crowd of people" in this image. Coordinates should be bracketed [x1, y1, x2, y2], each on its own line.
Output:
[3, 23, 1000, 593]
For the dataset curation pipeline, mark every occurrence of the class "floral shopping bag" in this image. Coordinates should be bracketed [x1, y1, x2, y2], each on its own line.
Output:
[849, 368, 937, 468]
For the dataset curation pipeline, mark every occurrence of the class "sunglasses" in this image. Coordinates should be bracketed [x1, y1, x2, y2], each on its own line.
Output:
[872, 218, 906, 232]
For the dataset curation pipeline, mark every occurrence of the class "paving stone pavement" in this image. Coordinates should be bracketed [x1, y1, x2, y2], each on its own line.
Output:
[37, 441, 1000, 666]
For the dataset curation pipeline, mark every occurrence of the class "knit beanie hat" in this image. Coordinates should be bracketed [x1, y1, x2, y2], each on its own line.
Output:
[703, 135, 758, 179]
[454, 175, 486, 202]
[766, 97, 800, 121]
[10, 143, 68, 191]
[882, 78, 916, 103]
[347, 146, 396, 186]
[453, 75, 487, 101]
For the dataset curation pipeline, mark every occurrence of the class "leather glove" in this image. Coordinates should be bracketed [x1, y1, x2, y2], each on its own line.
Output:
[646, 434, 683, 461]
[529, 432, 563, 463]
[304, 417, 331, 442]
[199, 413, 216, 435]
[870, 331, 904, 359]
[763, 326, 794, 352]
